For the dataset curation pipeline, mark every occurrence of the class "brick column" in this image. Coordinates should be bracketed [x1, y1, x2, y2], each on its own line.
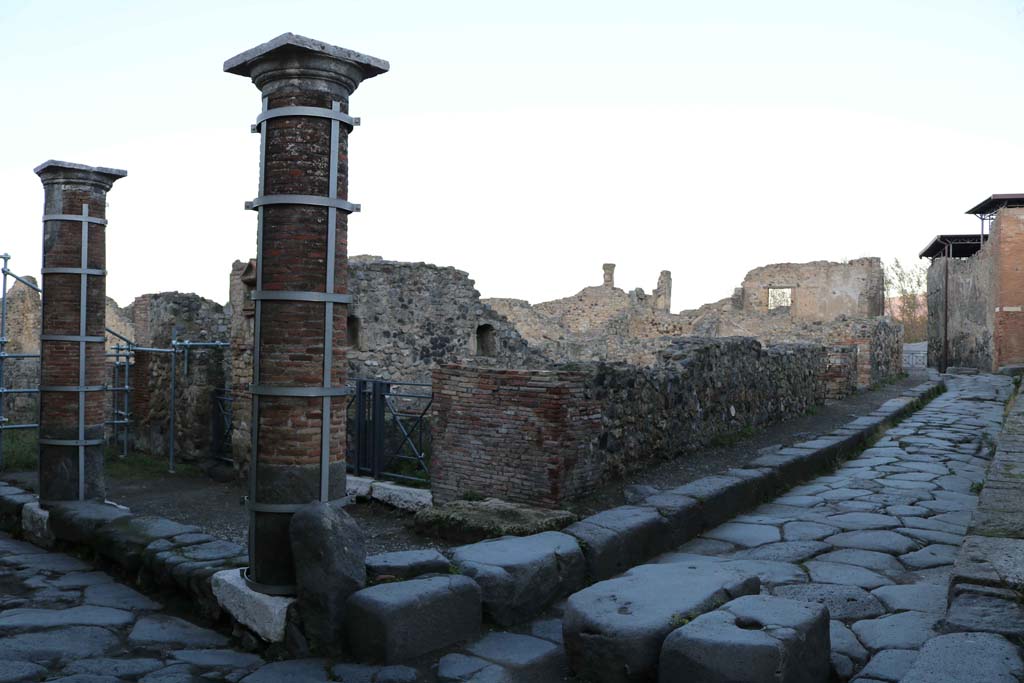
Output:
[225, 34, 388, 592]
[34, 160, 126, 501]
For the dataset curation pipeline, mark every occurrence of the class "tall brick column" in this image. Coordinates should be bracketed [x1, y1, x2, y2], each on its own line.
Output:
[225, 34, 388, 593]
[34, 161, 126, 501]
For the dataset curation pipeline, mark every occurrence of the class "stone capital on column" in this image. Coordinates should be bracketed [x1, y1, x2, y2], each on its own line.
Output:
[224, 33, 389, 97]
[34, 160, 127, 192]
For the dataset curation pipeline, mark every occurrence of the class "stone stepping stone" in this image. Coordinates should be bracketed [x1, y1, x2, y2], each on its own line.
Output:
[858, 649, 920, 681]
[825, 531, 919, 555]
[465, 632, 563, 681]
[804, 562, 893, 589]
[852, 611, 940, 651]
[733, 541, 830, 564]
[563, 563, 759, 683]
[129, 614, 228, 648]
[0, 625, 120, 661]
[702, 523, 780, 548]
[0, 605, 134, 631]
[830, 620, 867, 663]
[451, 531, 584, 625]
[825, 513, 900, 531]
[899, 544, 958, 570]
[772, 584, 885, 621]
[871, 584, 946, 614]
[902, 632, 1024, 683]
[783, 522, 835, 541]
[815, 549, 904, 573]
[84, 582, 162, 611]
[659, 595, 829, 683]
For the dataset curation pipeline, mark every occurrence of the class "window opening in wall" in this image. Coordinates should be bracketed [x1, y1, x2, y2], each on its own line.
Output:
[476, 324, 497, 357]
[347, 315, 362, 350]
[768, 287, 793, 310]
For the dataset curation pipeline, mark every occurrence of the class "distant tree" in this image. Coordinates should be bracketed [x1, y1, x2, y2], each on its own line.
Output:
[884, 259, 928, 342]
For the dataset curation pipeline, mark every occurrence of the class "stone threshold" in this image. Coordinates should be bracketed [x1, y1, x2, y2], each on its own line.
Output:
[0, 378, 943, 666]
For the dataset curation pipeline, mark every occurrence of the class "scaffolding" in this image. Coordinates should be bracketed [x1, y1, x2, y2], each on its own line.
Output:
[0, 253, 42, 469]
[1, 251, 231, 474]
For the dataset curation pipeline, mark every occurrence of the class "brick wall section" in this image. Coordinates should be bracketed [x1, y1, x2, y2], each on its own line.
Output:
[824, 345, 858, 399]
[431, 337, 827, 508]
[825, 317, 903, 388]
[994, 207, 1024, 368]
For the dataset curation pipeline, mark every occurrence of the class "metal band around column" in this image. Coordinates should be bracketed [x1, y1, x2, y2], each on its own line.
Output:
[42, 213, 107, 225]
[41, 267, 106, 276]
[254, 105, 360, 128]
[245, 195, 360, 213]
[251, 291, 352, 304]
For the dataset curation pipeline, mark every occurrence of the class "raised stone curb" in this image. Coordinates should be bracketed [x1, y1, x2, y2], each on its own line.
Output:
[345, 575, 482, 663]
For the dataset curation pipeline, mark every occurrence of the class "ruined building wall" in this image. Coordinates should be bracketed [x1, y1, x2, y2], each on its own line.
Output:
[431, 337, 827, 508]
[739, 257, 885, 321]
[227, 255, 539, 470]
[128, 292, 228, 461]
[992, 207, 1024, 369]
[927, 244, 995, 371]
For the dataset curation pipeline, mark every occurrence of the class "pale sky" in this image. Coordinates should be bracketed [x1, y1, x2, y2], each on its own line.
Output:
[1, 0, 1022, 312]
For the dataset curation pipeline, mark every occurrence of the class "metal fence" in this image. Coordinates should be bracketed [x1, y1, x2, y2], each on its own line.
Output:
[347, 378, 433, 484]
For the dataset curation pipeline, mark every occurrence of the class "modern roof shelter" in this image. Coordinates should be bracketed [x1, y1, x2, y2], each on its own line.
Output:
[965, 193, 1024, 217]
[918, 234, 989, 259]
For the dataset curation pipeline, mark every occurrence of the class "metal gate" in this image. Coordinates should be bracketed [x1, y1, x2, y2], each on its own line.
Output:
[347, 379, 432, 484]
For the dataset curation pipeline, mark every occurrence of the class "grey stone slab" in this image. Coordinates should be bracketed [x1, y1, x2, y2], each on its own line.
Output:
[933, 510, 973, 527]
[641, 493, 702, 548]
[565, 507, 667, 581]
[50, 572, 114, 589]
[346, 575, 481, 663]
[772, 583, 885, 621]
[0, 552, 91, 573]
[0, 625, 120, 660]
[945, 586, 1024, 637]
[803, 561, 893, 589]
[0, 605, 133, 630]
[94, 515, 201, 572]
[669, 475, 759, 529]
[934, 475, 974, 493]
[465, 632, 562, 680]
[675, 538, 737, 556]
[851, 611, 940, 651]
[834, 500, 882, 513]
[529, 617, 564, 644]
[824, 531, 919, 555]
[0, 661, 47, 683]
[129, 615, 229, 648]
[886, 471, 939, 481]
[918, 497, 975, 513]
[857, 649, 919, 682]
[896, 526, 962, 546]
[436, 654, 506, 683]
[654, 554, 806, 588]
[47, 501, 132, 544]
[901, 632, 1023, 683]
[820, 488, 872, 501]
[63, 659, 165, 678]
[880, 479, 938, 491]
[139, 664, 197, 682]
[0, 537, 44, 556]
[733, 541, 830, 563]
[659, 595, 829, 683]
[814, 549, 904, 573]
[870, 583, 946, 614]
[824, 513, 900, 531]
[241, 660, 331, 683]
[702, 522, 780, 548]
[901, 516, 965, 534]
[84, 582, 161, 610]
[782, 521, 835, 541]
[172, 649, 264, 669]
[367, 549, 449, 581]
[563, 563, 759, 683]
[899, 544, 958, 569]
[451, 531, 584, 626]
[829, 620, 867, 663]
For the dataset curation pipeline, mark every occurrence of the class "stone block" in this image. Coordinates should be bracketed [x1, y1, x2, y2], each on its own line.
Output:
[415, 498, 577, 544]
[94, 515, 200, 573]
[211, 569, 295, 643]
[0, 490, 35, 531]
[290, 501, 366, 652]
[659, 595, 830, 683]
[46, 501, 131, 544]
[902, 632, 1023, 683]
[669, 476, 759, 529]
[450, 531, 584, 626]
[367, 549, 450, 582]
[346, 575, 481, 663]
[370, 481, 432, 512]
[563, 563, 759, 683]
[21, 501, 54, 548]
[465, 632, 563, 681]
[641, 492, 702, 548]
[945, 583, 1024, 637]
[564, 506, 668, 581]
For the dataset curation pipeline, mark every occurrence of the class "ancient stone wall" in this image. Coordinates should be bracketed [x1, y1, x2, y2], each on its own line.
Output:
[927, 245, 994, 371]
[739, 258, 885, 320]
[431, 337, 828, 508]
[227, 255, 539, 470]
[128, 292, 228, 461]
[823, 345, 858, 399]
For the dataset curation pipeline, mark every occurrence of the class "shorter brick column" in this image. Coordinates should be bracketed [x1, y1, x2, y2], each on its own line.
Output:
[35, 160, 126, 501]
